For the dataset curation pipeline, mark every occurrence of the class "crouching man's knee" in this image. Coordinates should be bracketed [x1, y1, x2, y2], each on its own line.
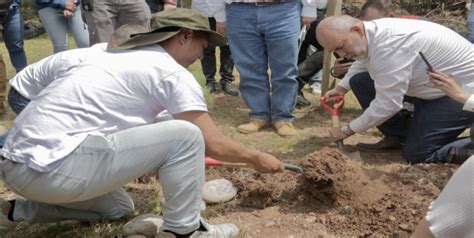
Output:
[102, 192, 135, 220]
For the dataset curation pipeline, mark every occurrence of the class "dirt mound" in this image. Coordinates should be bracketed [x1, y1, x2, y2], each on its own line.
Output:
[206, 147, 458, 236]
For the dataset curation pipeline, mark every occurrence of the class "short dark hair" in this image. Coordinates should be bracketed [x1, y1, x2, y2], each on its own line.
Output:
[360, 0, 393, 18]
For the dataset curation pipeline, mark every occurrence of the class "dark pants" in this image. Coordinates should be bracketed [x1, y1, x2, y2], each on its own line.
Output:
[297, 49, 323, 92]
[0, 87, 30, 147]
[201, 17, 234, 86]
[350, 72, 412, 142]
[350, 72, 474, 163]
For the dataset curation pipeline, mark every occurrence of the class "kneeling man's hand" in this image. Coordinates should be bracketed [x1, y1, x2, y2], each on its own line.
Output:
[329, 127, 349, 141]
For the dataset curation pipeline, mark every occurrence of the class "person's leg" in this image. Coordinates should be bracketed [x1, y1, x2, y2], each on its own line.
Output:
[403, 96, 474, 163]
[116, 0, 151, 33]
[218, 42, 239, 96]
[263, 2, 300, 123]
[68, 7, 90, 48]
[201, 18, 217, 93]
[2, 121, 205, 234]
[82, 0, 119, 44]
[467, 6, 474, 43]
[0, 55, 5, 114]
[8, 87, 30, 115]
[226, 3, 270, 122]
[3, 1, 27, 73]
[0, 87, 30, 148]
[38, 7, 70, 53]
[349, 72, 409, 142]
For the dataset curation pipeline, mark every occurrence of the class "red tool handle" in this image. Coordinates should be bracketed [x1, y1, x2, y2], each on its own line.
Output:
[205, 157, 248, 168]
[320, 96, 345, 116]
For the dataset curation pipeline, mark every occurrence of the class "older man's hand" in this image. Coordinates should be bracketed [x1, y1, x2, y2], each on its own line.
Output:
[329, 127, 349, 141]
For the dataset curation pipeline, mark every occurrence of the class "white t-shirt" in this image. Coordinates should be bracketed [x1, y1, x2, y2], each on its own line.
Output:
[9, 43, 108, 99]
[338, 18, 474, 133]
[1, 45, 207, 172]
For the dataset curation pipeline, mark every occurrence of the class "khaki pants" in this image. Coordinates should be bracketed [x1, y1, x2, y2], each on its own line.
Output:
[0, 54, 6, 113]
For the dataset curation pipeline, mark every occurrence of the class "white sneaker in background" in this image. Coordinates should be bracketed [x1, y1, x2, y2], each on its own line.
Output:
[310, 82, 322, 94]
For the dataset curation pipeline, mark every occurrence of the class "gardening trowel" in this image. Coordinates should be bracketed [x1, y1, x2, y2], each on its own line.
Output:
[321, 96, 362, 160]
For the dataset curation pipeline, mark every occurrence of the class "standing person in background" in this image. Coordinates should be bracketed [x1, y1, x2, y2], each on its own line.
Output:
[0, 0, 27, 113]
[37, 0, 89, 53]
[192, 0, 238, 96]
[81, 0, 151, 45]
[2, 0, 27, 73]
[145, 0, 179, 14]
[212, 0, 326, 137]
[467, 0, 474, 43]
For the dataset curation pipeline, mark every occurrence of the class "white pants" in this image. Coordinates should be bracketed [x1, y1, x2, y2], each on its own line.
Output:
[0, 120, 205, 234]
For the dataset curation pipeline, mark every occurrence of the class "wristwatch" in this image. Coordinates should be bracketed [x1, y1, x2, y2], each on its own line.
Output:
[330, 67, 341, 78]
[341, 125, 354, 136]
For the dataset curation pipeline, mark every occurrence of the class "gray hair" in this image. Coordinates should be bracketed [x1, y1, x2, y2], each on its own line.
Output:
[327, 15, 361, 33]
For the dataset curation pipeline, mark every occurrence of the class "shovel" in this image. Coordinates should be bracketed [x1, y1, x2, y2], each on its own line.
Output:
[320, 96, 362, 160]
[205, 157, 304, 173]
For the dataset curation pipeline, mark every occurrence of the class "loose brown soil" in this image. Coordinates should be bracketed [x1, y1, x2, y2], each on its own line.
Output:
[205, 147, 458, 237]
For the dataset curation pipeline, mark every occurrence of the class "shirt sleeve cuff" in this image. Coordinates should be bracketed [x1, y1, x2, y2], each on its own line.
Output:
[462, 95, 474, 112]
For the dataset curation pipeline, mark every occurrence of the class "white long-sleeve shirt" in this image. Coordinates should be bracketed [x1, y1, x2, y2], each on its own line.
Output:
[338, 18, 474, 133]
[201, 0, 327, 22]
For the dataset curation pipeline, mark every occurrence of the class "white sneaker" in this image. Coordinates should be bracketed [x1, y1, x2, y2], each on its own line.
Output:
[157, 221, 239, 238]
[310, 82, 322, 94]
[0, 198, 17, 236]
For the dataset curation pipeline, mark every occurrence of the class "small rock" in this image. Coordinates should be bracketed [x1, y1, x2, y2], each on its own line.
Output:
[411, 209, 417, 215]
[388, 215, 396, 222]
[305, 216, 317, 223]
[122, 214, 164, 237]
[398, 224, 410, 231]
[265, 221, 277, 228]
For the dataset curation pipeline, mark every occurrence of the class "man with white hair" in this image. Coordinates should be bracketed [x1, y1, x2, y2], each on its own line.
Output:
[317, 15, 474, 163]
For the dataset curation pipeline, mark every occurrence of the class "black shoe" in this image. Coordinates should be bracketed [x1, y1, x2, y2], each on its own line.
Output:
[356, 136, 403, 151]
[221, 81, 239, 96]
[296, 94, 310, 108]
[207, 82, 217, 94]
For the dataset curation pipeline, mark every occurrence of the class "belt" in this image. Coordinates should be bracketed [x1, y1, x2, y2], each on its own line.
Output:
[237, 1, 286, 7]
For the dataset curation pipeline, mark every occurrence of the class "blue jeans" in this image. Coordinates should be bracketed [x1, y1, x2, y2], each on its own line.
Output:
[467, 6, 474, 43]
[404, 96, 474, 163]
[3, 0, 27, 73]
[38, 6, 89, 53]
[226, 2, 300, 122]
[0, 88, 30, 147]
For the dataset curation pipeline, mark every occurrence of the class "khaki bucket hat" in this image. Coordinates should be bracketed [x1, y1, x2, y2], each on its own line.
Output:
[110, 8, 227, 51]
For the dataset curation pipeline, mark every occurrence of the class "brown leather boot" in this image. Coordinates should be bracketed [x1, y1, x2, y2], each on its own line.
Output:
[273, 121, 297, 137]
[237, 118, 270, 134]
